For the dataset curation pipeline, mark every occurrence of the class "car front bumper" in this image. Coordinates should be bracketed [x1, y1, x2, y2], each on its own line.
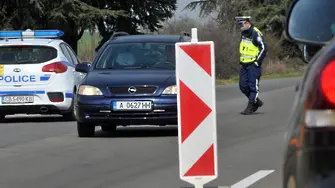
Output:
[75, 95, 177, 125]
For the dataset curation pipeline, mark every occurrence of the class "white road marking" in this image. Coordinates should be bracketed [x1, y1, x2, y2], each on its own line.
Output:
[218, 170, 275, 188]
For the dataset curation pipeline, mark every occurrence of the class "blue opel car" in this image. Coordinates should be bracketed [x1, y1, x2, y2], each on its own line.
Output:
[74, 32, 191, 137]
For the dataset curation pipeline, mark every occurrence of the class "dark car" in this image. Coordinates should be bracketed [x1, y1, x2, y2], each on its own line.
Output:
[283, 0, 335, 187]
[74, 31, 191, 137]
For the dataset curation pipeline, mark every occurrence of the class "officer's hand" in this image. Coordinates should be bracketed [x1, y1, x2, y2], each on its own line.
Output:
[254, 61, 259, 67]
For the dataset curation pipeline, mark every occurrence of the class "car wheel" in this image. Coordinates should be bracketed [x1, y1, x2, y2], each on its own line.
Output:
[77, 122, 95, 137]
[63, 111, 75, 121]
[0, 114, 5, 122]
[63, 96, 75, 121]
[101, 125, 117, 132]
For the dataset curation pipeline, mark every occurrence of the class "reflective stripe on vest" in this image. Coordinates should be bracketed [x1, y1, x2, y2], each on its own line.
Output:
[253, 27, 263, 36]
[239, 27, 263, 63]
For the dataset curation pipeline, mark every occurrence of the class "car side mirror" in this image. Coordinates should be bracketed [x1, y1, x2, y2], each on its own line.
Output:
[285, 0, 334, 45]
[75, 63, 90, 73]
[301, 44, 322, 63]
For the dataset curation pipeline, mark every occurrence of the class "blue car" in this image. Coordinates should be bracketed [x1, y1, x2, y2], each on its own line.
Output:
[74, 32, 191, 137]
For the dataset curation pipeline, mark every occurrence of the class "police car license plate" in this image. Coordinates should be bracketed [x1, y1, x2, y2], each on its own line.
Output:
[113, 101, 152, 111]
[2, 96, 34, 104]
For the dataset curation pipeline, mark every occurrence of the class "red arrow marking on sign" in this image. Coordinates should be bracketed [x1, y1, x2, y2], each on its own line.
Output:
[184, 144, 215, 176]
[180, 80, 212, 143]
[180, 44, 211, 76]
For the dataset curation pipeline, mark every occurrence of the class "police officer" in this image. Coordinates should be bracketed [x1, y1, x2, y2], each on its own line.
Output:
[235, 16, 268, 115]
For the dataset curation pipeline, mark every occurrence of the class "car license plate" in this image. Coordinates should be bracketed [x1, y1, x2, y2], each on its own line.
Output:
[113, 101, 152, 111]
[1, 95, 34, 104]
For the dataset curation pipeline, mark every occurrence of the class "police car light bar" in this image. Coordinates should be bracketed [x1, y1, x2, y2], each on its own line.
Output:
[0, 29, 64, 39]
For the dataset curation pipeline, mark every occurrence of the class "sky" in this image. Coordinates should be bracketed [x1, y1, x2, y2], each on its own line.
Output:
[173, 0, 215, 21]
[175, 0, 200, 18]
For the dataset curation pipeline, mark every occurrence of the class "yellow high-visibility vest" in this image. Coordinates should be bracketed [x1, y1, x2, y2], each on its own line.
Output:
[239, 27, 263, 63]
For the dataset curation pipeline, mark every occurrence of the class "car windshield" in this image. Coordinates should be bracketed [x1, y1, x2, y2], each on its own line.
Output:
[94, 42, 176, 70]
[0, 45, 57, 64]
[289, 0, 335, 43]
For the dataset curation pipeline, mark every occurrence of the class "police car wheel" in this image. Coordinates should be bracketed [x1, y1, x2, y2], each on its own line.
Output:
[77, 122, 95, 137]
[63, 110, 75, 121]
[63, 97, 75, 121]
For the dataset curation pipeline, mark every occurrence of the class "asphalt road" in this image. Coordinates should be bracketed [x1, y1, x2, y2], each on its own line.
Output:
[0, 77, 301, 188]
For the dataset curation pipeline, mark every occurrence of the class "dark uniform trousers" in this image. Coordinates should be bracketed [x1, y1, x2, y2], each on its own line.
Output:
[239, 63, 262, 103]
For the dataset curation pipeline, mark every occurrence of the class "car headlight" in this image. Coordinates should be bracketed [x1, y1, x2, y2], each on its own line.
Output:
[162, 85, 177, 94]
[78, 85, 103, 96]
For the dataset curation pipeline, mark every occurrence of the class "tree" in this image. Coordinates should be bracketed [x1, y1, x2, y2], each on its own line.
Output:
[0, 0, 177, 54]
[0, 0, 44, 30]
[95, 0, 177, 51]
[184, 0, 294, 35]
[183, 0, 217, 18]
[0, 0, 124, 53]
[44, 0, 124, 53]
[184, 0, 301, 58]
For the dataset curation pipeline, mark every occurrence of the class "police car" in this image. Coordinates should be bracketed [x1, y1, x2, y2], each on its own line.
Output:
[0, 29, 86, 120]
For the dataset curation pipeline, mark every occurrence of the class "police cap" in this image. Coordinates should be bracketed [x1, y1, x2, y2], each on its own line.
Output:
[235, 16, 251, 24]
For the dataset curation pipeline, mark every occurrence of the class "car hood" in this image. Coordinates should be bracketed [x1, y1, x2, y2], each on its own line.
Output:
[84, 69, 176, 86]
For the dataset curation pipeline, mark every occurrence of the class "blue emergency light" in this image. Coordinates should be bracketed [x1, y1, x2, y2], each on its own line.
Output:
[0, 29, 64, 39]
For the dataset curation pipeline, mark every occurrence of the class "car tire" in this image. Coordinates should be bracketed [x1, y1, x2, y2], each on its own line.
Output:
[77, 122, 95, 137]
[0, 114, 5, 121]
[63, 110, 75, 121]
[63, 96, 75, 121]
[101, 125, 117, 132]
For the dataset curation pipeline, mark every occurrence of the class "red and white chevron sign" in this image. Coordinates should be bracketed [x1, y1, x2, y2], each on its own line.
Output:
[175, 28, 218, 187]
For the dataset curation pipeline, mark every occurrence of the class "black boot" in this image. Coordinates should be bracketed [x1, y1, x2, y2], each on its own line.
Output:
[253, 98, 264, 112]
[241, 102, 255, 115]
[257, 98, 263, 107]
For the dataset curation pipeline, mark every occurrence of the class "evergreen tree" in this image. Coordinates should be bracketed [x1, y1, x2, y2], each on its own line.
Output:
[184, 0, 300, 58]
[95, 0, 177, 51]
[0, 0, 124, 53]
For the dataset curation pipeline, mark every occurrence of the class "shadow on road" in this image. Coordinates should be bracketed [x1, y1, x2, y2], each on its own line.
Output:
[95, 126, 178, 138]
[1, 115, 73, 123]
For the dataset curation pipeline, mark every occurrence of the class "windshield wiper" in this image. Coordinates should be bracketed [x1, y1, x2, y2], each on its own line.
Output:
[146, 66, 174, 69]
[122, 66, 148, 69]
[105, 67, 123, 69]
[103, 65, 173, 69]
[140, 65, 148, 68]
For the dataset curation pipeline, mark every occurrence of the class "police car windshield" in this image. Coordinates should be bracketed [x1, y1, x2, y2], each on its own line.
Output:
[0, 45, 57, 64]
[94, 42, 175, 70]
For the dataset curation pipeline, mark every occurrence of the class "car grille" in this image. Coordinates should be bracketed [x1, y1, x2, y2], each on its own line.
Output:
[109, 86, 157, 95]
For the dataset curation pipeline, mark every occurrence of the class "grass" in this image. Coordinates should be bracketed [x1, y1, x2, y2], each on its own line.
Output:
[216, 61, 306, 85]
[216, 71, 303, 85]
[78, 31, 101, 62]
[77, 31, 306, 86]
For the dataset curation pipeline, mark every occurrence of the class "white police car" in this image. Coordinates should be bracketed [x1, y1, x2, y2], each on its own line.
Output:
[0, 29, 86, 120]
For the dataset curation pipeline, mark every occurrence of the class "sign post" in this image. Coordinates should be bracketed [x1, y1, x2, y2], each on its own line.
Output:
[176, 28, 218, 188]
